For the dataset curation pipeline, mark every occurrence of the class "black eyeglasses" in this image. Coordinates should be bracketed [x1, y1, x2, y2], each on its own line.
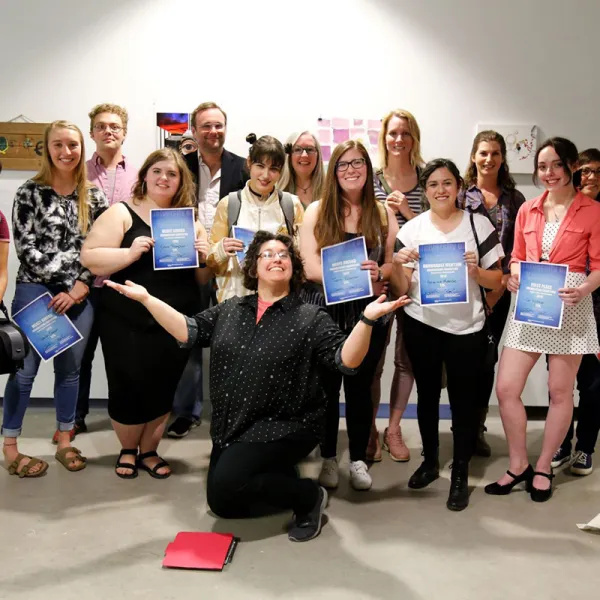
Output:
[581, 167, 600, 177]
[291, 146, 318, 156]
[336, 158, 366, 172]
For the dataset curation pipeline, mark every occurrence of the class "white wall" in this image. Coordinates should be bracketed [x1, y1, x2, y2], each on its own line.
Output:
[0, 0, 598, 403]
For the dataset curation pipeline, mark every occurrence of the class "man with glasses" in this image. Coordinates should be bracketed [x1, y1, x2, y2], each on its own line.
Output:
[168, 102, 248, 439]
[184, 102, 248, 234]
[68, 103, 138, 438]
[550, 148, 600, 476]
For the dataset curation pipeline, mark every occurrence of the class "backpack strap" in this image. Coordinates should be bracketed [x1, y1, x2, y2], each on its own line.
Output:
[277, 190, 295, 236]
[375, 169, 393, 196]
[376, 201, 389, 241]
[227, 191, 243, 236]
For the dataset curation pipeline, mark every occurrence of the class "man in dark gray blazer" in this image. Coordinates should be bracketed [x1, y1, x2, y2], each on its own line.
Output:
[171, 102, 248, 439]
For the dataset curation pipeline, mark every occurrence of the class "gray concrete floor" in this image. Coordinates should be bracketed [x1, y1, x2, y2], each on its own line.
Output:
[1, 408, 599, 600]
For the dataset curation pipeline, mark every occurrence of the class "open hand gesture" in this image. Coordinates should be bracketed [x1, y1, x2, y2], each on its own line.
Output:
[105, 279, 149, 304]
[363, 294, 411, 321]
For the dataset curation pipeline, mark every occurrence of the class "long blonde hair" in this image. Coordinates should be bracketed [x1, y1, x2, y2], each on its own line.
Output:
[378, 109, 424, 169]
[314, 140, 382, 250]
[131, 148, 196, 208]
[278, 131, 325, 201]
[32, 120, 93, 234]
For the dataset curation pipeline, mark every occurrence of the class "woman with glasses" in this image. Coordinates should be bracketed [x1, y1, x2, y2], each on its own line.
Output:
[300, 140, 398, 491]
[369, 109, 425, 463]
[487, 138, 600, 502]
[392, 158, 504, 511]
[207, 134, 304, 303]
[458, 130, 525, 457]
[278, 131, 325, 208]
[3, 121, 107, 477]
[81, 148, 210, 480]
[104, 230, 409, 542]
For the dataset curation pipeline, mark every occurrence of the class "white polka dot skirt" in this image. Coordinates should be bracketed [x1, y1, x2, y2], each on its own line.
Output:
[504, 272, 600, 355]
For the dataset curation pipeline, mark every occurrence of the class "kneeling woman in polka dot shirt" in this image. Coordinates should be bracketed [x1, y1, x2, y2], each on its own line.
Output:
[106, 231, 409, 543]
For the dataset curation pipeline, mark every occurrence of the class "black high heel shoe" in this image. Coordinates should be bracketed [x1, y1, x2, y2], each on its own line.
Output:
[484, 464, 534, 495]
[530, 470, 554, 502]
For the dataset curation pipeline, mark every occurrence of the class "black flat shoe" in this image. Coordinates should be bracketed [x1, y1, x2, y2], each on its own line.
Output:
[530, 470, 554, 503]
[115, 448, 138, 479]
[484, 465, 533, 495]
[447, 460, 469, 511]
[408, 460, 440, 489]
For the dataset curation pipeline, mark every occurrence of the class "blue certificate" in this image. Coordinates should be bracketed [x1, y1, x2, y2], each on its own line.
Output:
[12, 293, 83, 362]
[418, 242, 468, 305]
[232, 226, 256, 264]
[514, 261, 568, 329]
[150, 208, 199, 270]
[321, 236, 373, 305]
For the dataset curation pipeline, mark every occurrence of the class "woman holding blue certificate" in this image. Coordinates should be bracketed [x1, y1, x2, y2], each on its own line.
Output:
[300, 139, 398, 491]
[487, 138, 600, 502]
[459, 131, 526, 456]
[3, 121, 108, 477]
[391, 158, 504, 511]
[207, 134, 304, 303]
[81, 148, 210, 479]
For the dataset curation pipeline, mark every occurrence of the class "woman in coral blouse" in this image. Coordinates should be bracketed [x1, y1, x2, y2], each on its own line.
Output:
[487, 137, 600, 502]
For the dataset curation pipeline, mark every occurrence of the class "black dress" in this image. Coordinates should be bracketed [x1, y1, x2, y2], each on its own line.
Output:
[99, 203, 201, 425]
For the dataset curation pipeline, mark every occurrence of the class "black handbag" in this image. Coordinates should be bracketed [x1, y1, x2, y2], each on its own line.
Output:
[468, 213, 499, 370]
[0, 301, 29, 374]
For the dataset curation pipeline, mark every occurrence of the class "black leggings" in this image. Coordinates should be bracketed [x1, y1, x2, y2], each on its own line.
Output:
[403, 314, 486, 462]
[478, 289, 511, 410]
[320, 322, 388, 462]
[554, 353, 600, 455]
[207, 431, 319, 518]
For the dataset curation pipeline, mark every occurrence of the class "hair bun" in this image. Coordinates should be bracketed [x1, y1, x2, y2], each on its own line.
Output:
[246, 133, 257, 144]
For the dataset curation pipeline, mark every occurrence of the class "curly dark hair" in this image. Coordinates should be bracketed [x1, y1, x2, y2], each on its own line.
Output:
[242, 231, 305, 293]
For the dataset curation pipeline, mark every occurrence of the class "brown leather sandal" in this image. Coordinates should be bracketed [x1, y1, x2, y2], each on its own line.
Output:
[5, 453, 49, 478]
[55, 446, 87, 472]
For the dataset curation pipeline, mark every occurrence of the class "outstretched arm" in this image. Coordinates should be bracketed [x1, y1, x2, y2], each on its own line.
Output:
[340, 295, 411, 368]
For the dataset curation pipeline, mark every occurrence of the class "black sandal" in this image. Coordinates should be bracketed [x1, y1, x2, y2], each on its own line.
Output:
[115, 448, 138, 479]
[137, 450, 171, 479]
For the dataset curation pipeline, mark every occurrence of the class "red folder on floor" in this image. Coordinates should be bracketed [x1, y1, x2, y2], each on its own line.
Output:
[163, 532, 238, 570]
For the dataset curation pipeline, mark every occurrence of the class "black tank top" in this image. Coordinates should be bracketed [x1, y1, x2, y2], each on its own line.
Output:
[101, 203, 201, 328]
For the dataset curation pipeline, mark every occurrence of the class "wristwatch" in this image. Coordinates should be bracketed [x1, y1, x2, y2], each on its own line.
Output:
[359, 312, 378, 327]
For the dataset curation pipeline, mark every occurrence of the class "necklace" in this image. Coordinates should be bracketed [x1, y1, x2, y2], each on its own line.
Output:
[549, 196, 575, 223]
[297, 182, 312, 193]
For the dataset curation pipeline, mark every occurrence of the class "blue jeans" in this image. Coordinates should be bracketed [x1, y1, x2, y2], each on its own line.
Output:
[171, 280, 212, 422]
[2, 283, 94, 437]
[172, 343, 203, 421]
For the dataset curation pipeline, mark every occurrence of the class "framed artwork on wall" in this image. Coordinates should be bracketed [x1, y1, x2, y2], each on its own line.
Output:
[0, 122, 49, 171]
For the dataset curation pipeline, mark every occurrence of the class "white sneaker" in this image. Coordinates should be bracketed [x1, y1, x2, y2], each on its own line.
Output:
[318, 458, 339, 489]
[349, 460, 372, 490]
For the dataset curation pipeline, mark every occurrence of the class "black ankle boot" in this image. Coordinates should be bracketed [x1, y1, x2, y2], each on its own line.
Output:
[447, 460, 469, 511]
[408, 459, 439, 489]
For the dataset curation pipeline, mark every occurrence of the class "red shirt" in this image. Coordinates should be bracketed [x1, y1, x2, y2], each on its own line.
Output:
[256, 297, 274, 322]
[510, 191, 600, 273]
[0, 209, 10, 242]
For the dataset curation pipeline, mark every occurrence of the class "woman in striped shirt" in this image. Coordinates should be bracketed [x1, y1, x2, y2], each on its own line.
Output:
[369, 109, 424, 463]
